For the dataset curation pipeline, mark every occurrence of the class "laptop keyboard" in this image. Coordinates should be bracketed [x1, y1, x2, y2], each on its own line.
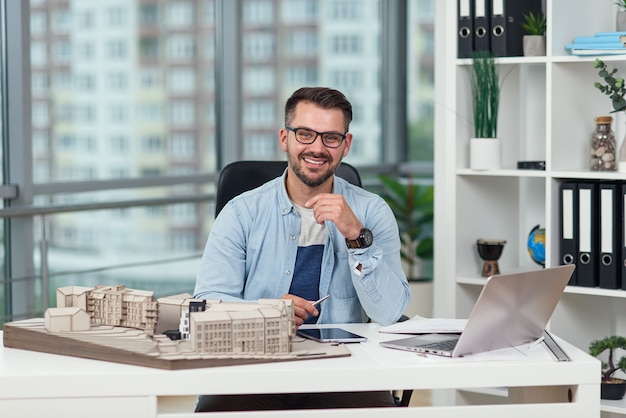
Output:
[421, 339, 458, 351]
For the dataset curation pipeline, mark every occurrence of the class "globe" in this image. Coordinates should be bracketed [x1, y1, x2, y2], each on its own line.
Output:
[527, 225, 545, 267]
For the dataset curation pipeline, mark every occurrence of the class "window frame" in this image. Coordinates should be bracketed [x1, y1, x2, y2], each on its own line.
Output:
[1, 0, 411, 322]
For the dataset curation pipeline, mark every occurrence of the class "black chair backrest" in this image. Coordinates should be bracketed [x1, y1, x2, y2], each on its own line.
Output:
[215, 161, 362, 217]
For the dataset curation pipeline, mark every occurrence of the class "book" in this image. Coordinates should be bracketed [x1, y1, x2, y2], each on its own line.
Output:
[567, 48, 626, 56]
[595, 31, 626, 37]
[574, 35, 626, 44]
[566, 42, 626, 50]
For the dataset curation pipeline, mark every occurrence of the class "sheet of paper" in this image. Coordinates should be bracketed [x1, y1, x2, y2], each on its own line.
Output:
[379, 315, 468, 334]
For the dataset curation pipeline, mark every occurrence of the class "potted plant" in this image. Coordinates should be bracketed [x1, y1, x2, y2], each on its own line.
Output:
[589, 336, 626, 400]
[378, 174, 433, 280]
[593, 59, 626, 172]
[520, 11, 546, 56]
[468, 51, 501, 170]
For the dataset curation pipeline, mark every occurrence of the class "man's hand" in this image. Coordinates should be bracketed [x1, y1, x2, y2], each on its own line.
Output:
[281, 294, 319, 327]
[305, 193, 362, 240]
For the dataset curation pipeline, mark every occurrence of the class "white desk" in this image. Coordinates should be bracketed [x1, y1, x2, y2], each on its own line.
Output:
[0, 323, 600, 417]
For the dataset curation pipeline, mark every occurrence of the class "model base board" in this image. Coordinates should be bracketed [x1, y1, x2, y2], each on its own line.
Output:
[2, 318, 350, 370]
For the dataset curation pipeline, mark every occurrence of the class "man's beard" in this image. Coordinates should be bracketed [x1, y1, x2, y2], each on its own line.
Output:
[289, 152, 337, 187]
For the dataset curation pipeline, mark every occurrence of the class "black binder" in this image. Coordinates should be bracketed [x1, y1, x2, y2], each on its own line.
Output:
[599, 182, 621, 289]
[621, 183, 626, 291]
[473, 0, 490, 52]
[559, 181, 578, 286]
[458, 0, 474, 58]
[577, 182, 599, 287]
[489, 0, 542, 57]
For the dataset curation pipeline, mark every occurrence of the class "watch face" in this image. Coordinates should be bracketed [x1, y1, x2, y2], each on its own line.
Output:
[361, 228, 373, 247]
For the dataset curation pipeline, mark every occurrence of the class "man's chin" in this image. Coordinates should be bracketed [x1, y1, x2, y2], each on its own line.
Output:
[296, 170, 333, 188]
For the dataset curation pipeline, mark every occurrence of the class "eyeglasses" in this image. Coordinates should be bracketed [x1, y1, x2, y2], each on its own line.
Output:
[285, 126, 347, 148]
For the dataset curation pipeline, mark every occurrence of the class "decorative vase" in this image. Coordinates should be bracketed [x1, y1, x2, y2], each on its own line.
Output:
[476, 239, 506, 277]
[523, 35, 546, 56]
[619, 124, 626, 173]
[617, 11, 626, 32]
[590, 116, 617, 171]
[470, 138, 502, 170]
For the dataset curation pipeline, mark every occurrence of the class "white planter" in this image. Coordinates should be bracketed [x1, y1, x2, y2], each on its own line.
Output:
[617, 11, 626, 31]
[523, 35, 546, 57]
[470, 137, 502, 170]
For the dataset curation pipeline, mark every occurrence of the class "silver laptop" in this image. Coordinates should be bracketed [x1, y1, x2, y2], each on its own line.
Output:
[380, 265, 575, 357]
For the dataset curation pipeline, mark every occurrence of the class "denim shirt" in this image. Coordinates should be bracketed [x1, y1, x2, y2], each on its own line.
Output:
[194, 171, 411, 326]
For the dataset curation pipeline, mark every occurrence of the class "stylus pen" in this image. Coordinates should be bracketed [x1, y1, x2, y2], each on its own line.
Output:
[311, 294, 330, 307]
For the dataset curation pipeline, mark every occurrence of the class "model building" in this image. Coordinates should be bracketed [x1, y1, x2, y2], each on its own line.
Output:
[47, 285, 296, 356]
[56, 285, 158, 334]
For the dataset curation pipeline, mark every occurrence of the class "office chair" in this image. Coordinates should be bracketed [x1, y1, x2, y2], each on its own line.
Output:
[214, 160, 412, 407]
[215, 160, 362, 217]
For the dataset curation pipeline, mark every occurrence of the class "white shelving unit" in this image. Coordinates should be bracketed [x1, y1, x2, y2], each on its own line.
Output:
[434, 1, 626, 415]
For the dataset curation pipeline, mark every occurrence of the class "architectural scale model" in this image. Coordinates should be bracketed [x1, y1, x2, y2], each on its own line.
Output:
[47, 285, 295, 355]
[4, 285, 350, 370]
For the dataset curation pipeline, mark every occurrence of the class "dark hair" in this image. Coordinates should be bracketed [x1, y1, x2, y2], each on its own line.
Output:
[284, 87, 353, 131]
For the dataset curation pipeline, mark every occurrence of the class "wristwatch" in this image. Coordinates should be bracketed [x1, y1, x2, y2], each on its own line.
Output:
[345, 228, 374, 249]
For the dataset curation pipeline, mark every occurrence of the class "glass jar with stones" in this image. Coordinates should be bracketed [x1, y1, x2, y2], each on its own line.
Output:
[590, 115, 617, 171]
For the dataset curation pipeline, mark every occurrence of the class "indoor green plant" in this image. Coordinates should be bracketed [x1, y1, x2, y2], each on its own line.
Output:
[593, 58, 626, 113]
[589, 336, 626, 400]
[378, 174, 433, 280]
[520, 12, 546, 56]
[468, 51, 501, 170]
[593, 59, 626, 172]
[520, 12, 546, 36]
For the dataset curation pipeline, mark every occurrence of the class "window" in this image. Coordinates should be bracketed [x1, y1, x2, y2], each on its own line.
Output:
[107, 72, 128, 91]
[142, 136, 164, 153]
[76, 10, 94, 29]
[168, 2, 194, 27]
[31, 12, 47, 34]
[170, 101, 195, 126]
[168, 35, 195, 61]
[54, 40, 72, 63]
[107, 40, 128, 60]
[243, 0, 273, 25]
[329, 1, 361, 20]
[31, 41, 47, 66]
[140, 4, 159, 25]
[244, 100, 274, 127]
[32, 73, 49, 94]
[139, 103, 163, 122]
[108, 6, 127, 27]
[169, 68, 196, 94]
[109, 105, 129, 123]
[285, 30, 317, 56]
[76, 42, 96, 60]
[330, 35, 362, 55]
[1, 0, 430, 325]
[171, 134, 195, 158]
[243, 33, 274, 61]
[287, 66, 317, 87]
[74, 74, 96, 91]
[243, 67, 274, 94]
[53, 10, 72, 33]
[281, 0, 317, 22]
[109, 135, 129, 153]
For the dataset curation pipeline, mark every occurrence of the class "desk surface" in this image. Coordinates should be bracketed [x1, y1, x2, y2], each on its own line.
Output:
[0, 323, 599, 400]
